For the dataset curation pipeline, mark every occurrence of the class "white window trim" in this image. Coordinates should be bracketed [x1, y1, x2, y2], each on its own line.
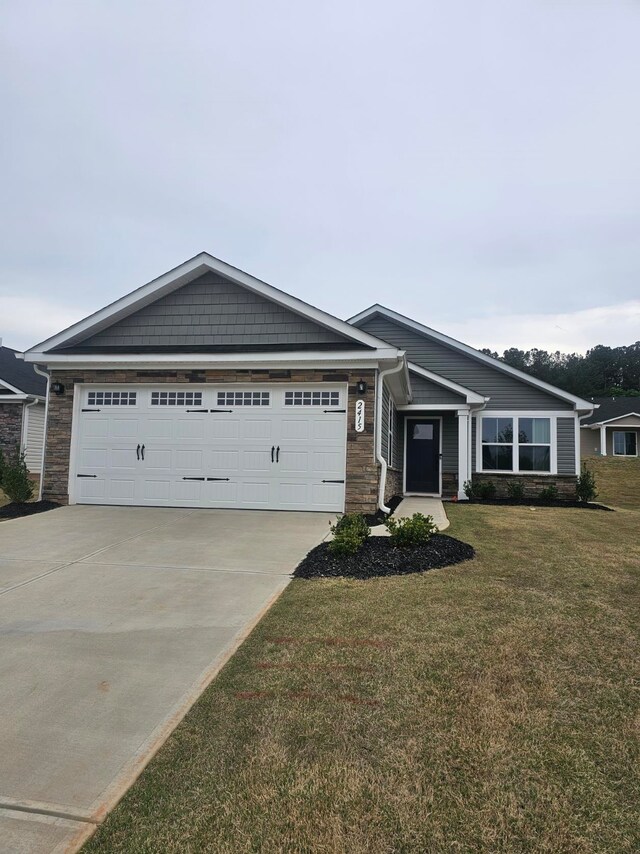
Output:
[388, 396, 395, 468]
[612, 430, 638, 457]
[476, 411, 560, 476]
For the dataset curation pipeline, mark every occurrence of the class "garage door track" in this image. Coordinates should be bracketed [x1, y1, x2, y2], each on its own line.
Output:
[0, 505, 331, 853]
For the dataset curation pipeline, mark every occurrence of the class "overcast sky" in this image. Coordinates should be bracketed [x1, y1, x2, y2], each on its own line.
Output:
[1, 1, 639, 354]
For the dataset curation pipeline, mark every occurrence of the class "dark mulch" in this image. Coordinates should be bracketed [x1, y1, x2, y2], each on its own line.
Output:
[461, 498, 613, 511]
[294, 534, 476, 580]
[0, 500, 61, 520]
[363, 494, 403, 526]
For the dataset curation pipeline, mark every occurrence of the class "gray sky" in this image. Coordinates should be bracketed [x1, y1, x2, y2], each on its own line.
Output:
[1, 0, 639, 354]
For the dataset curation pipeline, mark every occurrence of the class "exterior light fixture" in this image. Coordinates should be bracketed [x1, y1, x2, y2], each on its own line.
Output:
[356, 380, 368, 395]
[51, 382, 65, 395]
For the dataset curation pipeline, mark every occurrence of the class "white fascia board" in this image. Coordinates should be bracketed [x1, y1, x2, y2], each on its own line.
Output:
[25, 348, 401, 371]
[349, 305, 594, 411]
[407, 361, 486, 404]
[397, 403, 470, 412]
[0, 394, 28, 401]
[25, 253, 394, 356]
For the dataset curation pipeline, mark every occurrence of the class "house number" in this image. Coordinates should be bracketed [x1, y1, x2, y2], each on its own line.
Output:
[355, 400, 365, 432]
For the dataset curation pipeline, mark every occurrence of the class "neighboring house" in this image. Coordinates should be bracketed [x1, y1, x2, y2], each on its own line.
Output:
[0, 343, 47, 474]
[20, 253, 594, 512]
[580, 398, 640, 458]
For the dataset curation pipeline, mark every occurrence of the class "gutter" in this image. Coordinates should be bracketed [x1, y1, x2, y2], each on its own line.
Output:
[376, 354, 407, 514]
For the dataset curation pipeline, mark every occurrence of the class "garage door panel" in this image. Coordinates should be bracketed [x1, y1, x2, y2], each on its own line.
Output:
[280, 419, 309, 440]
[81, 419, 111, 439]
[176, 418, 206, 440]
[210, 419, 240, 439]
[239, 481, 271, 505]
[109, 479, 136, 500]
[175, 449, 204, 470]
[143, 449, 173, 471]
[241, 419, 273, 440]
[77, 478, 107, 500]
[311, 482, 344, 509]
[208, 449, 240, 472]
[142, 480, 172, 501]
[312, 419, 344, 441]
[311, 450, 344, 475]
[79, 447, 109, 469]
[145, 419, 175, 439]
[206, 480, 239, 504]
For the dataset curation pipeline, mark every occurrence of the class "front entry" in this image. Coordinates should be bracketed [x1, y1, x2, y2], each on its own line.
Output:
[405, 418, 441, 494]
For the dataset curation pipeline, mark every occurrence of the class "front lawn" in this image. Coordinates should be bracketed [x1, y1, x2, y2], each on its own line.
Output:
[583, 454, 640, 511]
[86, 503, 639, 853]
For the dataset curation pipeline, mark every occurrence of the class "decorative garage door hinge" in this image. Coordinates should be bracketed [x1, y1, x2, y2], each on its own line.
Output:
[182, 477, 231, 482]
[77, 474, 98, 478]
[207, 477, 230, 481]
[324, 409, 346, 413]
[186, 409, 209, 413]
[182, 477, 205, 481]
[209, 409, 233, 413]
[81, 408, 101, 412]
[321, 479, 345, 483]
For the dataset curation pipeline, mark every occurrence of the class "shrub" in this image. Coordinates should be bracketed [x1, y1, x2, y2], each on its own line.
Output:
[2, 450, 33, 503]
[329, 513, 370, 556]
[507, 480, 525, 501]
[462, 479, 476, 499]
[475, 480, 496, 500]
[539, 483, 558, 503]
[384, 512, 437, 547]
[576, 464, 598, 503]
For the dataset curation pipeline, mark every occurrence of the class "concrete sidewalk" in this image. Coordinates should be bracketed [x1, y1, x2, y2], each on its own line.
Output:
[369, 497, 450, 536]
[0, 505, 330, 853]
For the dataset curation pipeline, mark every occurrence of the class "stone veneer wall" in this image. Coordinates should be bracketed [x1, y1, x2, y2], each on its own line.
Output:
[383, 467, 403, 504]
[472, 472, 577, 498]
[43, 368, 379, 513]
[0, 403, 23, 459]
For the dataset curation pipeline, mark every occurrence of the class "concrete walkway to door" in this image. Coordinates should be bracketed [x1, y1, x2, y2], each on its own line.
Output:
[0, 505, 331, 853]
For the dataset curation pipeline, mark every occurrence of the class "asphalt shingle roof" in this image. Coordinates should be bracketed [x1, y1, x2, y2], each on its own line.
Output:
[581, 396, 640, 425]
[0, 346, 47, 397]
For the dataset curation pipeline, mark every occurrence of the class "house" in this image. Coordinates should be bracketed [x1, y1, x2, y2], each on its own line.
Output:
[19, 253, 594, 512]
[580, 398, 640, 458]
[0, 343, 47, 474]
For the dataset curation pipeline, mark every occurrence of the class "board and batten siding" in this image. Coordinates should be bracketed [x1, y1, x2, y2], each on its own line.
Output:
[356, 316, 572, 410]
[409, 371, 465, 405]
[64, 272, 357, 351]
[23, 401, 45, 473]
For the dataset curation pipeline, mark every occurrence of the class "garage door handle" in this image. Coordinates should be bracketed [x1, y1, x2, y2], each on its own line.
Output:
[276, 446, 280, 462]
[141, 444, 145, 460]
[271, 445, 275, 463]
[136, 444, 141, 460]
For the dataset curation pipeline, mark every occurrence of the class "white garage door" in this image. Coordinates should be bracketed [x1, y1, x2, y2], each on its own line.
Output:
[72, 385, 347, 511]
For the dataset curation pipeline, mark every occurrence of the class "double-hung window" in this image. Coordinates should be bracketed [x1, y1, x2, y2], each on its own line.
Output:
[613, 431, 638, 456]
[481, 416, 552, 473]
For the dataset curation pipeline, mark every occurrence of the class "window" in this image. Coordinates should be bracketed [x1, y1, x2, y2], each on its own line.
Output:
[87, 391, 136, 406]
[481, 416, 552, 473]
[284, 390, 340, 407]
[613, 431, 638, 456]
[481, 417, 513, 470]
[518, 418, 551, 471]
[151, 391, 202, 406]
[217, 391, 270, 406]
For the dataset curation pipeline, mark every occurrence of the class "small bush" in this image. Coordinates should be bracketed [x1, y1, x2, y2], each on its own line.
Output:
[329, 513, 370, 556]
[576, 464, 598, 503]
[539, 483, 559, 502]
[385, 512, 438, 547]
[507, 480, 525, 501]
[475, 480, 497, 500]
[2, 450, 33, 503]
[463, 479, 476, 499]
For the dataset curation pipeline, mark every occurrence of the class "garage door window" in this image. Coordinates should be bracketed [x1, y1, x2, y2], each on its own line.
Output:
[151, 391, 202, 406]
[217, 391, 270, 406]
[285, 390, 340, 406]
[87, 391, 137, 406]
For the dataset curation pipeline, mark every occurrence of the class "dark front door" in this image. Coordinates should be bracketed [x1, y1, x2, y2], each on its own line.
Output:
[406, 419, 440, 493]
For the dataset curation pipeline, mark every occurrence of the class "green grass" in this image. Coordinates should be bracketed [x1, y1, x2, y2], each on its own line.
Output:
[582, 455, 640, 511]
[85, 498, 640, 853]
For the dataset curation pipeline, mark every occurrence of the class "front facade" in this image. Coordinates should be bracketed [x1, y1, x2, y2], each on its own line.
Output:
[0, 344, 47, 474]
[21, 254, 594, 512]
[580, 398, 640, 459]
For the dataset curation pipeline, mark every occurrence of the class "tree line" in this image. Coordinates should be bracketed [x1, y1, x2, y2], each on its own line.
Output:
[480, 342, 640, 399]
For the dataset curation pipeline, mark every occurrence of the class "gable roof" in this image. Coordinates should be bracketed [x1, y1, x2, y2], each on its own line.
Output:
[24, 253, 396, 360]
[408, 362, 486, 405]
[349, 304, 595, 412]
[0, 346, 47, 397]
[581, 397, 640, 425]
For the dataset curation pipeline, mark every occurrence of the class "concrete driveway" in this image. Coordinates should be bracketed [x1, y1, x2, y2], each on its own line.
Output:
[0, 505, 331, 853]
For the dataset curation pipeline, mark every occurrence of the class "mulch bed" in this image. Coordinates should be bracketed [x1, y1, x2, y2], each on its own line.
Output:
[460, 499, 613, 511]
[363, 494, 403, 526]
[0, 500, 61, 520]
[294, 534, 475, 580]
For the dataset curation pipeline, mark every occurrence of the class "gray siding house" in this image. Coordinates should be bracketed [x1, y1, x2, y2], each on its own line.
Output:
[580, 398, 640, 458]
[0, 344, 47, 474]
[20, 254, 594, 512]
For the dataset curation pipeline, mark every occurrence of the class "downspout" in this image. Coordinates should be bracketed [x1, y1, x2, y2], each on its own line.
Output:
[32, 364, 50, 501]
[376, 354, 407, 514]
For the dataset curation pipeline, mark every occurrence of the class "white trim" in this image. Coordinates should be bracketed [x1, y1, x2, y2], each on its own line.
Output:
[574, 413, 581, 475]
[388, 395, 395, 469]
[456, 410, 470, 500]
[349, 305, 594, 411]
[25, 253, 396, 357]
[600, 424, 607, 456]
[22, 350, 400, 370]
[398, 403, 470, 412]
[0, 394, 29, 402]
[407, 362, 487, 404]
[403, 415, 443, 497]
[376, 358, 407, 511]
[612, 429, 639, 457]
[475, 412, 559, 476]
[586, 412, 640, 427]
